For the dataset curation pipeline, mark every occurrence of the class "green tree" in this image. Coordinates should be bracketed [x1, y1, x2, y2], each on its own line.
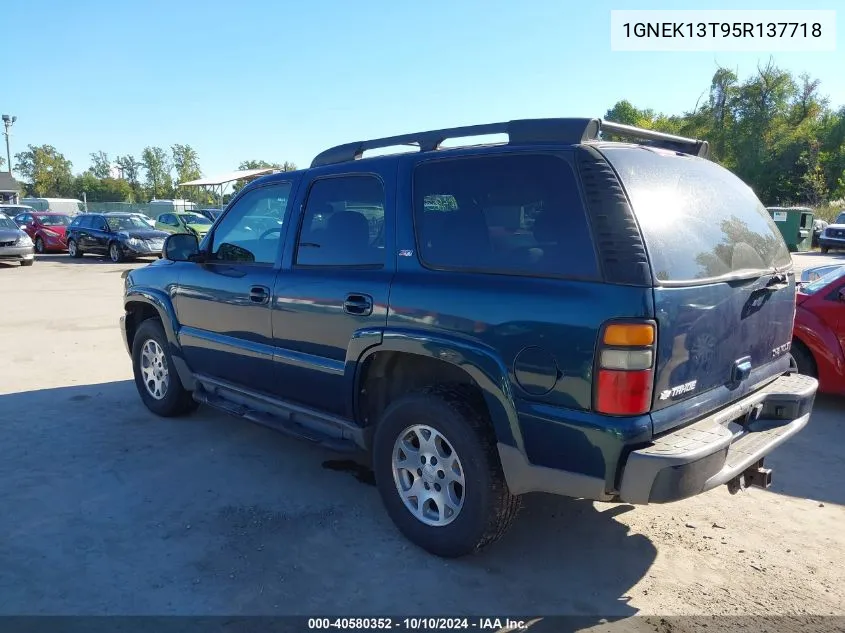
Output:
[89, 151, 111, 179]
[14, 144, 74, 197]
[141, 146, 173, 199]
[115, 154, 143, 201]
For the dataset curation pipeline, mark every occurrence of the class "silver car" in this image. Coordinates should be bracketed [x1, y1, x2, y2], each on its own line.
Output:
[0, 214, 35, 266]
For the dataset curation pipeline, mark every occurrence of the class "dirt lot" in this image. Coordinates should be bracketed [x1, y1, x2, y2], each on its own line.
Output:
[1, 253, 843, 622]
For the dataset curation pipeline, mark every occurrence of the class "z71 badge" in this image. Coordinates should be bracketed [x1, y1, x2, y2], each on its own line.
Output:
[659, 380, 698, 400]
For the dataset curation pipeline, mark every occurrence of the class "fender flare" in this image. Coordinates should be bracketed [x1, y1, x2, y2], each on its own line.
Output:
[793, 311, 845, 393]
[123, 287, 196, 390]
[352, 328, 523, 451]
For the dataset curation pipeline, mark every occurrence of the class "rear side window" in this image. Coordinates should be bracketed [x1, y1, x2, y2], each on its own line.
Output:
[603, 147, 792, 283]
[412, 153, 599, 280]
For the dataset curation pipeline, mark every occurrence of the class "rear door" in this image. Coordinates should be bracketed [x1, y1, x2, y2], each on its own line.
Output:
[601, 146, 796, 432]
[88, 216, 111, 253]
[270, 165, 394, 416]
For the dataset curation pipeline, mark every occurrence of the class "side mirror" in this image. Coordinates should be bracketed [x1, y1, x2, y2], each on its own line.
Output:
[164, 232, 200, 262]
[839, 288, 845, 302]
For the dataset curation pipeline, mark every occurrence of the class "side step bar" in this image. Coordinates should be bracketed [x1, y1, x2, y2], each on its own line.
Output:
[192, 374, 367, 454]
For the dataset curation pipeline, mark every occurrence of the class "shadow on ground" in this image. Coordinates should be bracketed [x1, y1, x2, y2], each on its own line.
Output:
[765, 394, 845, 506]
[0, 381, 654, 618]
[32, 253, 156, 265]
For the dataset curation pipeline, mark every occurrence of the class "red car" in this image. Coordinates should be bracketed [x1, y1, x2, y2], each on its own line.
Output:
[13, 211, 72, 253]
[792, 264, 845, 395]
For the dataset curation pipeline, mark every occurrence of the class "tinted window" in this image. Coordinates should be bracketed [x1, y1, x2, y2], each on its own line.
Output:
[413, 153, 599, 279]
[295, 175, 385, 267]
[603, 147, 792, 283]
[74, 215, 92, 229]
[210, 183, 292, 264]
[836, 212, 845, 224]
[92, 216, 109, 231]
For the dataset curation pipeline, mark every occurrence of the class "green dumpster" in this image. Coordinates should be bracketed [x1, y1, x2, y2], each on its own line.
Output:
[767, 206, 815, 252]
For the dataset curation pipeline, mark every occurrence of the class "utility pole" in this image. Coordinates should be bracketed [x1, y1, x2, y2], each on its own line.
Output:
[1, 114, 15, 174]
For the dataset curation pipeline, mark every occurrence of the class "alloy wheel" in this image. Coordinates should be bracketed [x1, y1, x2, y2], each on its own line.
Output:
[139, 339, 169, 400]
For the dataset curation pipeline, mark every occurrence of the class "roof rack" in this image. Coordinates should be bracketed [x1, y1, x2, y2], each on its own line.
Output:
[310, 118, 710, 168]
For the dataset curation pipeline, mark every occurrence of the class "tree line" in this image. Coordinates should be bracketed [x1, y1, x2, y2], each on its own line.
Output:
[604, 61, 845, 220]
[7, 62, 844, 218]
[10, 143, 296, 205]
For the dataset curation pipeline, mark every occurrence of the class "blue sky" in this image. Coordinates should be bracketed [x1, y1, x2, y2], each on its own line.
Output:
[3, 0, 842, 179]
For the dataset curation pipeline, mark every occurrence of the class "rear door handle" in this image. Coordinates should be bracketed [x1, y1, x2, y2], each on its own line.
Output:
[249, 285, 270, 304]
[343, 293, 373, 316]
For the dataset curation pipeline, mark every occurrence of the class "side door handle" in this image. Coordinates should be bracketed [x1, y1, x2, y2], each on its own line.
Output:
[343, 293, 373, 316]
[249, 285, 271, 304]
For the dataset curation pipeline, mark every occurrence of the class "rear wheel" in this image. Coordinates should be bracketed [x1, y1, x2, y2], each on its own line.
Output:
[790, 340, 817, 378]
[131, 319, 197, 417]
[372, 385, 521, 558]
[68, 239, 83, 258]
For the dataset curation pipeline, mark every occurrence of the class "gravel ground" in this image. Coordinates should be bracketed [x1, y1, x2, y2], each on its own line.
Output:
[0, 254, 843, 625]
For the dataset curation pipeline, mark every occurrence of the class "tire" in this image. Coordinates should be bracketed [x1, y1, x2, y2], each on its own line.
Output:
[372, 385, 521, 558]
[820, 246, 829, 254]
[20, 259, 34, 267]
[790, 340, 817, 378]
[131, 319, 197, 417]
[68, 239, 83, 258]
[35, 237, 45, 254]
[109, 242, 124, 263]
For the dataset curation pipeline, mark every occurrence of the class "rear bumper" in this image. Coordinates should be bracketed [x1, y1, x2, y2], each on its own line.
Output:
[618, 372, 817, 504]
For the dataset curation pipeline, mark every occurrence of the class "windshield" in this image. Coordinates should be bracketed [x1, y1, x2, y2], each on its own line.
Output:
[179, 213, 212, 225]
[836, 212, 845, 224]
[0, 216, 19, 230]
[801, 265, 845, 295]
[107, 216, 152, 231]
[603, 146, 793, 283]
[36, 214, 72, 226]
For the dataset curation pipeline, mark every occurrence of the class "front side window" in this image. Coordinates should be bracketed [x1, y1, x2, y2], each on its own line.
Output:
[412, 153, 599, 279]
[295, 175, 385, 267]
[210, 183, 292, 264]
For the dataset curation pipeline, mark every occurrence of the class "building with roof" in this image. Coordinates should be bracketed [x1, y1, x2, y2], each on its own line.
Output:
[0, 173, 21, 204]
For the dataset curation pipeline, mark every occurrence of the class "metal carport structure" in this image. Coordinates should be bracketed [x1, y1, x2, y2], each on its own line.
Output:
[177, 168, 278, 209]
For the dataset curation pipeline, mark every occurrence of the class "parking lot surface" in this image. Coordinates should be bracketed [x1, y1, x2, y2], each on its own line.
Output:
[1, 254, 843, 620]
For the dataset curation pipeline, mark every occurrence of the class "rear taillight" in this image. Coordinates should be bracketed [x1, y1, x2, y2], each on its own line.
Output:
[594, 322, 656, 416]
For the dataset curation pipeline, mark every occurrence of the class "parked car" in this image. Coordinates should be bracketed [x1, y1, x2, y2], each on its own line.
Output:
[812, 219, 829, 247]
[792, 264, 845, 395]
[0, 213, 35, 266]
[66, 213, 170, 262]
[198, 208, 223, 222]
[120, 117, 817, 557]
[0, 204, 35, 218]
[154, 211, 213, 240]
[13, 211, 72, 253]
[819, 211, 845, 253]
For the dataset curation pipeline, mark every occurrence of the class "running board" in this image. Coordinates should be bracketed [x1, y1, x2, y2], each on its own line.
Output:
[192, 374, 366, 453]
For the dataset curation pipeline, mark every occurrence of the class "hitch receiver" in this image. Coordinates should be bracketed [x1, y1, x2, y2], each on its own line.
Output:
[727, 460, 772, 494]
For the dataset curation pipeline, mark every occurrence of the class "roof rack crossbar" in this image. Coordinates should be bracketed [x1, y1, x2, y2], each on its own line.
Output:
[310, 117, 709, 167]
[598, 121, 710, 158]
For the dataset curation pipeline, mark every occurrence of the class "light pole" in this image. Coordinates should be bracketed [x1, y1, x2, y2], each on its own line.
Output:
[2, 114, 16, 175]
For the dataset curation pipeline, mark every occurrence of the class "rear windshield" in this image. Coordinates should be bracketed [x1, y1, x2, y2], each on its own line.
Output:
[602, 146, 792, 284]
[36, 214, 71, 226]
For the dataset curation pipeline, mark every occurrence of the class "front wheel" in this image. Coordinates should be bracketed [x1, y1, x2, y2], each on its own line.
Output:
[372, 385, 521, 558]
[820, 246, 829, 254]
[109, 242, 124, 263]
[20, 259, 34, 267]
[68, 239, 83, 258]
[35, 237, 45, 254]
[131, 319, 197, 417]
